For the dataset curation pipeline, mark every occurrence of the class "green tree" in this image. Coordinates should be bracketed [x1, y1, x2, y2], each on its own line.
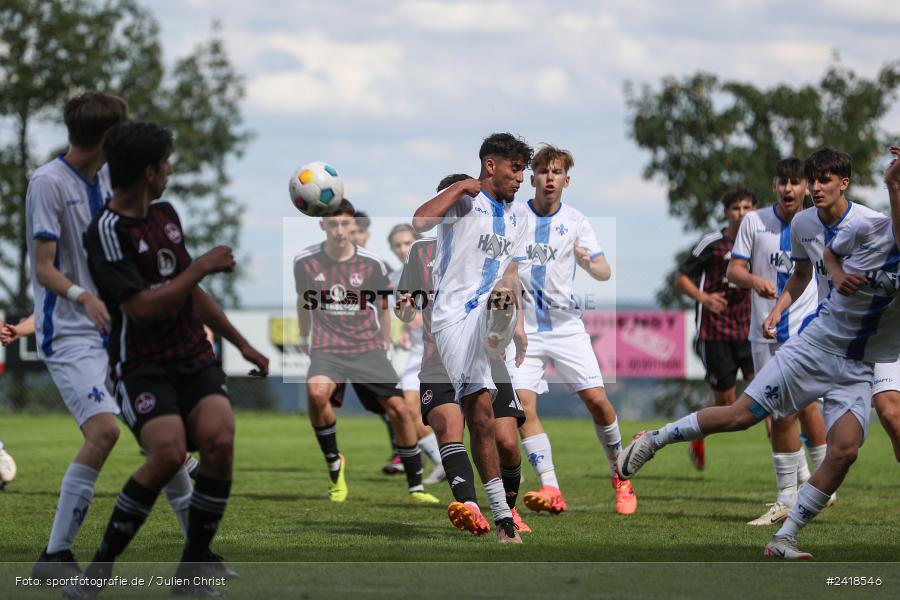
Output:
[625, 58, 900, 307]
[0, 0, 250, 315]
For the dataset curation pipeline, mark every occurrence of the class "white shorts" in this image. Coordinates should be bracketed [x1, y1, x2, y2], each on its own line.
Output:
[400, 344, 423, 392]
[44, 343, 119, 426]
[504, 327, 603, 394]
[746, 336, 873, 440]
[434, 305, 496, 402]
[873, 358, 900, 396]
[750, 341, 779, 372]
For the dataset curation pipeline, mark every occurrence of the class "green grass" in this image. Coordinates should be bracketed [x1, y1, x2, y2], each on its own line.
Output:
[1, 412, 899, 598]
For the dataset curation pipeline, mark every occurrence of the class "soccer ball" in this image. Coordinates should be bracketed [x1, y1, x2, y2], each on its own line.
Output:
[289, 162, 344, 217]
[0, 445, 16, 489]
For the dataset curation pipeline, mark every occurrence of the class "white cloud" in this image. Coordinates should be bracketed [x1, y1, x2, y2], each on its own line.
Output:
[398, 0, 530, 33]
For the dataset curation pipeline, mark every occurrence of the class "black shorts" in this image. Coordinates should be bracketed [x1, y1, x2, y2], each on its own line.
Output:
[114, 362, 229, 445]
[420, 359, 525, 427]
[695, 339, 754, 391]
[309, 349, 402, 415]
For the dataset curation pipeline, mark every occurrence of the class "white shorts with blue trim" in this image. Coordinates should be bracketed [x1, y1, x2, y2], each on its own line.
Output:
[750, 340, 779, 372]
[504, 326, 603, 395]
[433, 304, 496, 403]
[43, 341, 119, 426]
[873, 357, 900, 396]
[745, 336, 873, 440]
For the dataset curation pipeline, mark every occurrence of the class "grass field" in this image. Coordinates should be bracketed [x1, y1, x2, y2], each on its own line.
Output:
[1, 412, 899, 598]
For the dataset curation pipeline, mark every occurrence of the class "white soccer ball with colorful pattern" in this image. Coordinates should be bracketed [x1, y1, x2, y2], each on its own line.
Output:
[0, 444, 16, 488]
[289, 162, 344, 217]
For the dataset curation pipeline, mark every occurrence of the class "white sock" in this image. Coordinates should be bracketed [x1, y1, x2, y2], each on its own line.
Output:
[164, 466, 193, 537]
[521, 433, 559, 488]
[47, 463, 99, 554]
[776, 482, 830, 538]
[483, 477, 512, 523]
[594, 419, 622, 476]
[653, 413, 702, 448]
[771, 452, 799, 506]
[418, 432, 442, 466]
[808, 444, 827, 473]
[797, 450, 811, 486]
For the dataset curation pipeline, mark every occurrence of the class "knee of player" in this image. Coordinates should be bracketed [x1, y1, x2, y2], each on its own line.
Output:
[876, 393, 900, 426]
[199, 431, 234, 465]
[86, 422, 120, 453]
[386, 399, 410, 423]
[495, 435, 519, 463]
[307, 390, 332, 408]
[150, 446, 189, 476]
[827, 444, 859, 469]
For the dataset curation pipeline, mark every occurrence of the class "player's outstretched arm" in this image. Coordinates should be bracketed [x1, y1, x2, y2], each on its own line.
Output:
[34, 239, 111, 333]
[193, 288, 268, 377]
[886, 146, 900, 251]
[0, 314, 35, 346]
[122, 246, 234, 324]
[412, 178, 481, 232]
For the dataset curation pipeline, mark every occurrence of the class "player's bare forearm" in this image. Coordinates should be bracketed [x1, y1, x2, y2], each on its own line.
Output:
[381, 305, 392, 349]
[193, 288, 247, 350]
[412, 179, 477, 232]
[725, 259, 754, 289]
[34, 240, 80, 298]
[823, 247, 843, 281]
[587, 255, 611, 281]
[122, 261, 206, 323]
[774, 263, 811, 314]
[674, 273, 703, 303]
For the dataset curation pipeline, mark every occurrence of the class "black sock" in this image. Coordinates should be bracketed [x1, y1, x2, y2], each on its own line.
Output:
[439, 443, 477, 503]
[93, 477, 159, 564]
[382, 414, 398, 454]
[501, 462, 522, 509]
[314, 422, 341, 482]
[397, 445, 423, 491]
[182, 474, 231, 563]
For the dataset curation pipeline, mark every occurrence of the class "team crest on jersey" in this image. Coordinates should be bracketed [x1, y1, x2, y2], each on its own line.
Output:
[556, 223, 568, 236]
[157, 249, 177, 277]
[769, 251, 793, 273]
[477, 233, 512, 259]
[422, 389, 433, 405]
[349, 272, 363, 287]
[509, 213, 517, 227]
[164, 223, 182, 244]
[135, 392, 156, 415]
[526, 243, 558, 265]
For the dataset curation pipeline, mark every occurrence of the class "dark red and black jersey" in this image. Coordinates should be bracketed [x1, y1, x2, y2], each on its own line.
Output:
[84, 200, 215, 378]
[397, 239, 445, 375]
[294, 243, 392, 354]
[679, 229, 751, 341]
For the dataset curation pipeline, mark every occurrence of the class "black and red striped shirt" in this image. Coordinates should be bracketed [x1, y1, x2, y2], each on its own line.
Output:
[680, 229, 750, 341]
[84, 200, 215, 378]
[294, 243, 391, 354]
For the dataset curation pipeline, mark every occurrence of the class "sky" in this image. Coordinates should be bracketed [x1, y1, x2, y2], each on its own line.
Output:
[139, 0, 900, 307]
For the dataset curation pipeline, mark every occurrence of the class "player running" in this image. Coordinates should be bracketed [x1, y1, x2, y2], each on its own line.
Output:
[765, 147, 900, 465]
[413, 133, 533, 543]
[674, 186, 756, 469]
[23, 93, 214, 583]
[397, 173, 529, 537]
[726, 158, 830, 525]
[502, 145, 636, 516]
[618, 146, 900, 560]
[387, 224, 445, 484]
[65, 121, 268, 599]
[294, 201, 439, 505]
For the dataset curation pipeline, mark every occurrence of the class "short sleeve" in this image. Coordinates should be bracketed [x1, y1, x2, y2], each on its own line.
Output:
[731, 215, 753, 262]
[293, 257, 310, 295]
[790, 224, 810, 261]
[27, 175, 64, 241]
[370, 257, 391, 291]
[828, 220, 863, 258]
[84, 223, 145, 306]
[441, 195, 473, 226]
[577, 216, 604, 258]
[680, 238, 713, 280]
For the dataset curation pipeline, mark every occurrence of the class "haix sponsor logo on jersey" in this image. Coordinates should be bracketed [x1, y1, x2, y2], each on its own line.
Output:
[526, 243, 558, 265]
[815, 260, 828, 276]
[477, 233, 512, 259]
[769, 251, 793, 272]
[164, 222, 182, 244]
[866, 269, 900, 296]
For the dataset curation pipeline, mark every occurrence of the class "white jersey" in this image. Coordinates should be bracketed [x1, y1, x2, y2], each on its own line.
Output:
[801, 210, 900, 363]
[790, 201, 884, 302]
[515, 200, 604, 333]
[431, 191, 529, 333]
[25, 158, 111, 357]
[732, 206, 817, 344]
